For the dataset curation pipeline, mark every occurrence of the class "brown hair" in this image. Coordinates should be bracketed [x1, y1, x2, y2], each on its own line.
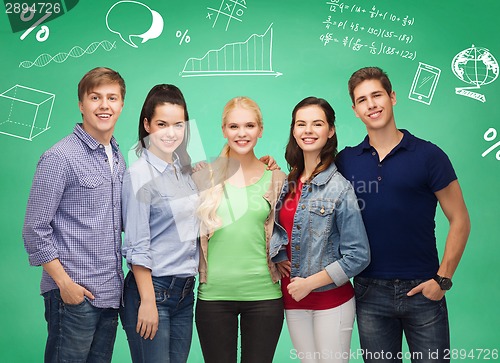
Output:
[77, 67, 126, 102]
[136, 84, 192, 173]
[348, 66, 392, 104]
[285, 97, 337, 194]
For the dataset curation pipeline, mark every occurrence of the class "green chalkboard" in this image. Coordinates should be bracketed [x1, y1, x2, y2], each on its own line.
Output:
[1, 0, 499, 362]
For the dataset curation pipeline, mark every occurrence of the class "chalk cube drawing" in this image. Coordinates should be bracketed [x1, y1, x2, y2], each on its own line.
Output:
[0, 85, 55, 141]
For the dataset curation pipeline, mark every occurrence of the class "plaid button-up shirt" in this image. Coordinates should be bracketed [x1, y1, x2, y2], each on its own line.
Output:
[23, 124, 125, 308]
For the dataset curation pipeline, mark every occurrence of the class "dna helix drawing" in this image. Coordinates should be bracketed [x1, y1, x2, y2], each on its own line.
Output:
[19, 40, 116, 68]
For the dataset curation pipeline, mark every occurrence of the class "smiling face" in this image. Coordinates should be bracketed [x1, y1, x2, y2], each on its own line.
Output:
[293, 105, 335, 158]
[352, 79, 397, 132]
[79, 83, 123, 144]
[222, 106, 263, 157]
[144, 103, 186, 163]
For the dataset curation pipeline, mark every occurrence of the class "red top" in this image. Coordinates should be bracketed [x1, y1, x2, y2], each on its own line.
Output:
[279, 179, 354, 310]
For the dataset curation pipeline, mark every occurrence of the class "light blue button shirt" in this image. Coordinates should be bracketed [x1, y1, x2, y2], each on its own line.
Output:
[121, 149, 199, 277]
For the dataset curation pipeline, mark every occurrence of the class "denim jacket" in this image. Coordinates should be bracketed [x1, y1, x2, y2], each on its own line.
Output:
[270, 163, 370, 292]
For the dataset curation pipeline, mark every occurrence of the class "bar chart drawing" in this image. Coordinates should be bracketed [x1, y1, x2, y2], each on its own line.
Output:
[180, 23, 282, 78]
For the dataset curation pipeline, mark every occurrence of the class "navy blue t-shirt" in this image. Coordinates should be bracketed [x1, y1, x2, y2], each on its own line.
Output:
[336, 129, 457, 279]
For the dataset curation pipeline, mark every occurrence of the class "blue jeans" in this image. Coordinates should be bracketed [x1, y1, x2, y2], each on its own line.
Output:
[43, 289, 119, 363]
[195, 298, 284, 363]
[354, 277, 450, 363]
[120, 272, 195, 363]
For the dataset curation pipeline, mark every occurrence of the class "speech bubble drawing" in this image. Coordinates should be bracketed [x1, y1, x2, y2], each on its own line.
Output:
[105, 1, 164, 48]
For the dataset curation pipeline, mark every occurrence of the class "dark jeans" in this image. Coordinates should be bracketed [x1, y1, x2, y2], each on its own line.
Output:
[354, 277, 450, 363]
[195, 298, 284, 363]
[120, 272, 195, 363]
[43, 289, 118, 363]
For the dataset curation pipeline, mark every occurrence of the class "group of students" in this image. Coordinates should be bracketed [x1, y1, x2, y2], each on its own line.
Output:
[23, 66, 470, 363]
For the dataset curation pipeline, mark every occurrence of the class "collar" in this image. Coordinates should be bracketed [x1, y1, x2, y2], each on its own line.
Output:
[310, 162, 338, 186]
[143, 149, 181, 173]
[73, 123, 119, 151]
[355, 129, 416, 155]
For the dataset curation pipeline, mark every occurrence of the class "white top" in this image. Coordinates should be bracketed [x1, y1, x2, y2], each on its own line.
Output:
[104, 144, 113, 172]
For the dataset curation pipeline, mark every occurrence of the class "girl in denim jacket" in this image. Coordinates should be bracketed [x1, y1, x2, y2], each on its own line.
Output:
[270, 97, 370, 363]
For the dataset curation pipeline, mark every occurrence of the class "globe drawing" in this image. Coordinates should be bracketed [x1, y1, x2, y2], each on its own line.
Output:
[451, 45, 499, 87]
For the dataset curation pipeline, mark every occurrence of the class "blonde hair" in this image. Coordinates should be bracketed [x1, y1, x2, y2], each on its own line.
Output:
[222, 96, 263, 128]
[196, 96, 263, 234]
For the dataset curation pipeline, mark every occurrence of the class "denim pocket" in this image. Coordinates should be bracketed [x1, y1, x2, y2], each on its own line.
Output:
[410, 292, 448, 319]
[155, 288, 168, 304]
[419, 291, 444, 303]
[354, 279, 370, 300]
[64, 298, 87, 308]
[63, 298, 92, 319]
[308, 200, 335, 237]
[409, 279, 444, 303]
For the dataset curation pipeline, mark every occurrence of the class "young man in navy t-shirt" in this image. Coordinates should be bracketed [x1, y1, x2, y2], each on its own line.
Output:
[336, 66, 470, 363]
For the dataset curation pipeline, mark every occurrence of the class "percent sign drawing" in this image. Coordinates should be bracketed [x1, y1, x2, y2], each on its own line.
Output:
[19, 10, 51, 42]
[176, 29, 190, 45]
[482, 127, 500, 160]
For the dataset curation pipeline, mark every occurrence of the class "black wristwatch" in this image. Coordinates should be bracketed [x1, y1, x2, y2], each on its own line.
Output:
[433, 274, 453, 290]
